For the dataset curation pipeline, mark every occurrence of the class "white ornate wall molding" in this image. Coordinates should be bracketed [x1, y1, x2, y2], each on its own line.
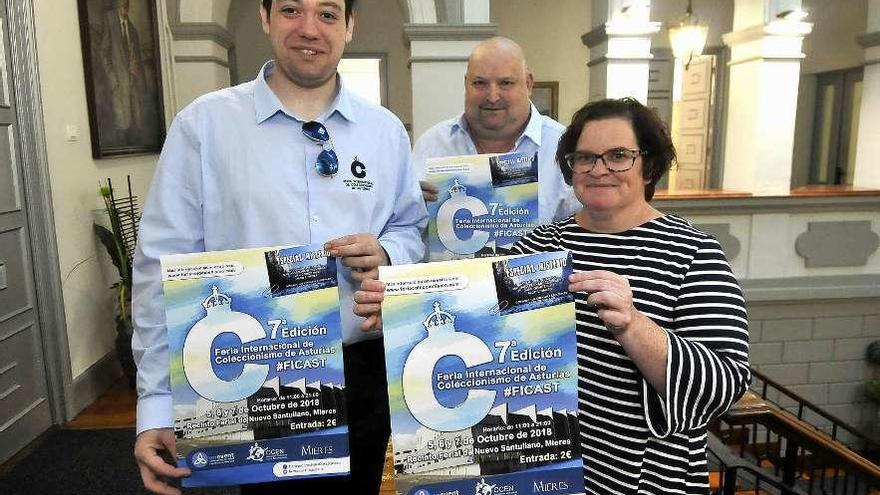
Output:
[795, 221, 880, 268]
[656, 194, 880, 281]
[721, 20, 812, 66]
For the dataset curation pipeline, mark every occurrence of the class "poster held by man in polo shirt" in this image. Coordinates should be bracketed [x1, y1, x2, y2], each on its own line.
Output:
[379, 251, 584, 495]
[424, 152, 539, 261]
[160, 243, 349, 487]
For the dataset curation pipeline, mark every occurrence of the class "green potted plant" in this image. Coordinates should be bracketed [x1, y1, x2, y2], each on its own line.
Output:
[94, 177, 140, 388]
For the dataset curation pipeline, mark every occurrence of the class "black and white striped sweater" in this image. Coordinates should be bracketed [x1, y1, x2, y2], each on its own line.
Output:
[512, 215, 751, 495]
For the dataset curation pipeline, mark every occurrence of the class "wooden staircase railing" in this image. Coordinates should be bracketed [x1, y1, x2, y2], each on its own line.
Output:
[750, 368, 880, 456]
[710, 390, 880, 494]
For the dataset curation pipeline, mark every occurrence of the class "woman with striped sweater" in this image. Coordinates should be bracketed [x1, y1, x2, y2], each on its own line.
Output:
[509, 97, 751, 494]
[355, 97, 751, 494]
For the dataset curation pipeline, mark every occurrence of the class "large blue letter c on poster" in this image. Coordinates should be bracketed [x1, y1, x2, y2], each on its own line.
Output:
[182, 286, 270, 402]
[402, 302, 495, 431]
[436, 179, 491, 255]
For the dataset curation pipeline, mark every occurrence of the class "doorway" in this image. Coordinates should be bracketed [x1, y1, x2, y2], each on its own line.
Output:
[670, 54, 716, 190]
[0, 0, 66, 463]
[809, 67, 863, 185]
[648, 47, 728, 192]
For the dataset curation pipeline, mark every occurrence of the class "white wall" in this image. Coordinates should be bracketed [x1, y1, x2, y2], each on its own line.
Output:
[33, 0, 159, 378]
[492, 0, 591, 125]
[648, 0, 867, 190]
[800, 0, 867, 75]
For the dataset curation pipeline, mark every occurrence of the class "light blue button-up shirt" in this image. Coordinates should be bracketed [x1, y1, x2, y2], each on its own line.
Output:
[411, 106, 580, 224]
[132, 61, 427, 433]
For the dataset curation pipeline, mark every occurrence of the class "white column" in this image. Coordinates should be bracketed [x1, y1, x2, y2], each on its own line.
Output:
[582, 0, 660, 104]
[404, 0, 495, 140]
[720, 0, 812, 195]
[852, 0, 880, 189]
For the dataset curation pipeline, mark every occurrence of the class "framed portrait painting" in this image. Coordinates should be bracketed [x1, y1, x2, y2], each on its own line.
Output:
[532, 81, 559, 121]
[77, 0, 165, 158]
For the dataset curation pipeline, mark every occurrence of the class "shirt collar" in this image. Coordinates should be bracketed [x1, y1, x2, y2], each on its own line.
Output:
[253, 60, 358, 125]
[451, 103, 544, 148]
[451, 114, 469, 136]
[519, 103, 543, 147]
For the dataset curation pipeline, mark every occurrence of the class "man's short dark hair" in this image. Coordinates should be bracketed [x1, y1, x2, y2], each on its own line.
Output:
[556, 97, 676, 201]
[261, 0, 356, 23]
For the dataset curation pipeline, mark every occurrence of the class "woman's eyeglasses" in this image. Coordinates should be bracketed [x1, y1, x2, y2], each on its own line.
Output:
[564, 148, 647, 174]
[302, 121, 339, 177]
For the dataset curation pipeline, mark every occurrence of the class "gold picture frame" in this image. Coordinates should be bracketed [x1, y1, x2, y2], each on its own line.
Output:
[77, 0, 165, 158]
[532, 81, 559, 120]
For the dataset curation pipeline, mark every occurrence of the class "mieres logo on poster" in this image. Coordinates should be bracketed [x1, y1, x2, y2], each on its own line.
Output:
[533, 480, 570, 493]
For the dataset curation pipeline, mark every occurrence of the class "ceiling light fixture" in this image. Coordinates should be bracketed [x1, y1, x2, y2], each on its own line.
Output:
[668, 0, 708, 69]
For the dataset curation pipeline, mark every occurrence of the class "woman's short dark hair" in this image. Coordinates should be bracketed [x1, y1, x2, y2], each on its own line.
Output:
[556, 97, 676, 201]
[261, 0, 356, 23]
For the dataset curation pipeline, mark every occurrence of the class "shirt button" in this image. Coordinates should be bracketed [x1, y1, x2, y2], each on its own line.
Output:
[312, 215, 319, 223]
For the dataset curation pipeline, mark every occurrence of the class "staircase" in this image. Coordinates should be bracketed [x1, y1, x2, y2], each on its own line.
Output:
[709, 368, 880, 494]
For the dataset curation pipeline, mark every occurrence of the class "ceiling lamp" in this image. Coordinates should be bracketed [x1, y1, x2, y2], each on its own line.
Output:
[668, 0, 708, 69]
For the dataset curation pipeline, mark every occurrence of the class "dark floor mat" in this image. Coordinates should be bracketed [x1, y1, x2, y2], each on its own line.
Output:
[0, 427, 238, 494]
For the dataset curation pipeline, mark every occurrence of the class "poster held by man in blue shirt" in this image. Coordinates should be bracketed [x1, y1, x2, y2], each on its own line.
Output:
[131, 1, 427, 494]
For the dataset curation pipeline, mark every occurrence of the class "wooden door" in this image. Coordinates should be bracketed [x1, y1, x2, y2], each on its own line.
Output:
[675, 56, 714, 190]
[0, 0, 52, 463]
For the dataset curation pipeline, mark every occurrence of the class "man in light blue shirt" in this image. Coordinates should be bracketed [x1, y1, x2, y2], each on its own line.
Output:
[132, 1, 425, 494]
[413, 37, 578, 224]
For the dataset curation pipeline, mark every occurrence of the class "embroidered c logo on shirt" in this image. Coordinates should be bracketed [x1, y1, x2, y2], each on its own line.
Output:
[351, 156, 366, 179]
